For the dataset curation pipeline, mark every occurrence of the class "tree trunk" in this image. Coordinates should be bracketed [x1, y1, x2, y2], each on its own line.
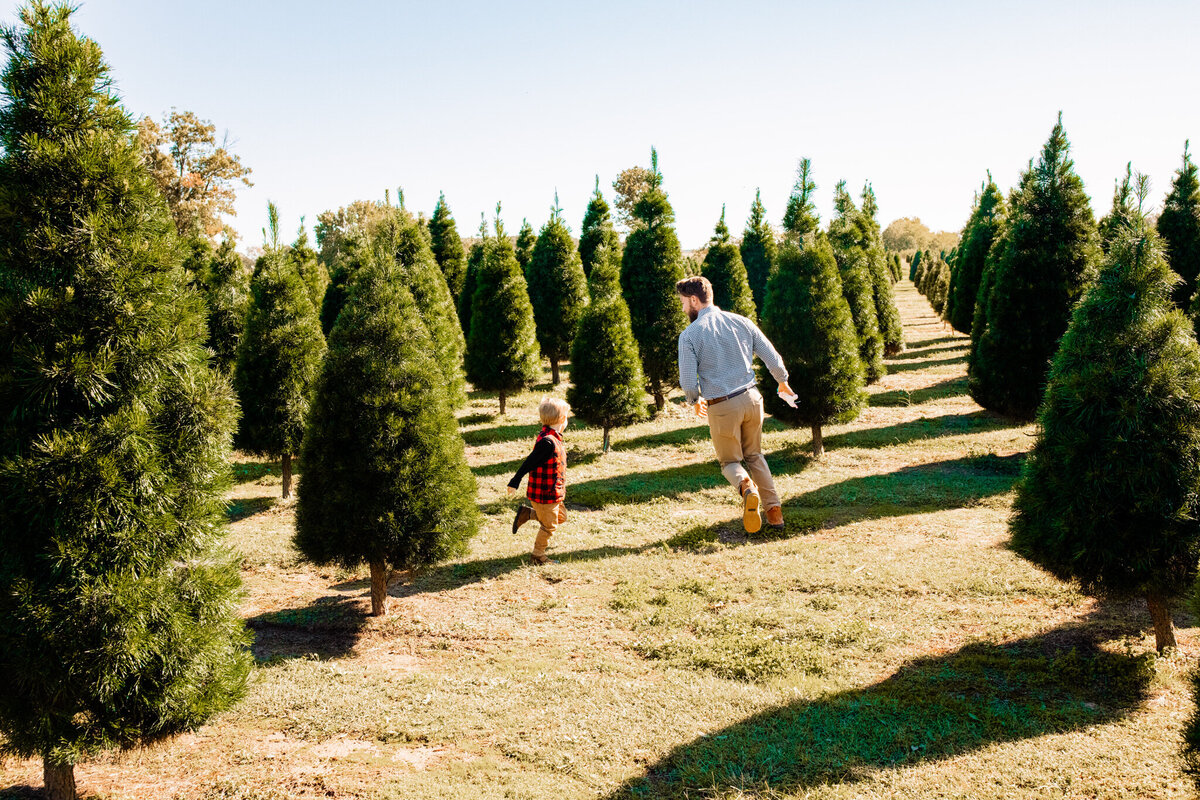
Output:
[602, 427, 611, 453]
[551, 358, 560, 386]
[499, 391, 506, 416]
[811, 425, 824, 458]
[44, 758, 76, 800]
[281, 452, 292, 499]
[1147, 593, 1176, 654]
[653, 389, 664, 411]
[369, 560, 389, 617]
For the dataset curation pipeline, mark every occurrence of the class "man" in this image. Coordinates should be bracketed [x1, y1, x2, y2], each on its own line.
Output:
[676, 275, 792, 533]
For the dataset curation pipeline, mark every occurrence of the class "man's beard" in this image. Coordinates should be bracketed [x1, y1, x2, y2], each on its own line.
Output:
[687, 307, 698, 322]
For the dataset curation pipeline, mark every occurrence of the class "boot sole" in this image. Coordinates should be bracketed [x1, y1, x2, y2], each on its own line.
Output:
[743, 491, 761, 533]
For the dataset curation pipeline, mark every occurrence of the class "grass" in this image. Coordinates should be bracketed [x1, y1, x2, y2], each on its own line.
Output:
[1, 281, 1196, 800]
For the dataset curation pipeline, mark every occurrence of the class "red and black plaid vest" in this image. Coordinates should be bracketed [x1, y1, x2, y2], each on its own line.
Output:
[527, 426, 565, 504]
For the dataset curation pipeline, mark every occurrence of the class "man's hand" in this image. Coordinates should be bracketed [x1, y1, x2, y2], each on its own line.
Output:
[693, 398, 708, 418]
[778, 381, 794, 397]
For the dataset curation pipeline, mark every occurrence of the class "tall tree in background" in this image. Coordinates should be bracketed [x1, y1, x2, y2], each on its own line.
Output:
[287, 222, 329, 312]
[1159, 142, 1200, 309]
[568, 245, 647, 451]
[702, 205, 756, 320]
[515, 218, 536, 273]
[740, 188, 776, 312]
[612, 164, 654, 231]
[429, 191, 467, 300]
[465, 212, 541, 414]
[828, 182, 885, 383]
[458, 214, 487, 335]
[197, 237, 250, 372]
[758, 238, 864, 456]
[620, 148, 688, 410]
[313, 199, 391, 268]
[0, 7, 251, 797]
[319, 231, 369, 336]
[908, 249, 923, 282]
[970, 115, 1100, 420]
[782, 158, 819, 241]
[527, 195, 589, 385]
[137, 109, 252, 238]
[860, 182, 881, 239]
[946, 176, 1006, 334]
[235, 208, 327, 498]
[1010, 222, 1200, 654]
[579, 175, 621, 277]
[296, 263, 478, 616]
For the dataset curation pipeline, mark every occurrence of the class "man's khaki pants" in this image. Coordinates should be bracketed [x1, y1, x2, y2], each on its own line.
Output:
[530, 500, 566, 556]
[706, 388, 780, 508]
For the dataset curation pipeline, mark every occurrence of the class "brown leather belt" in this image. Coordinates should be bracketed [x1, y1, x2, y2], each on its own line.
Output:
[707, 386, 750, 406]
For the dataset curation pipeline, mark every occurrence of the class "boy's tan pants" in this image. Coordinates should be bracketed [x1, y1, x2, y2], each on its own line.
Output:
[530, 501, 567, 556]
[706, 388, 781, 508]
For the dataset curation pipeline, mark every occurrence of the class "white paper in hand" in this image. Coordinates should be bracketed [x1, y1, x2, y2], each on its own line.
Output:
[778, 389, 798, 408]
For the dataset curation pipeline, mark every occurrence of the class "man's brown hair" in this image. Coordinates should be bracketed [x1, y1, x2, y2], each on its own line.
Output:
[675, 275, 712, 304]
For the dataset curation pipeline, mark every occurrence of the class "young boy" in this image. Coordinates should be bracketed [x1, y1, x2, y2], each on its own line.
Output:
[508, 396, 570, 565]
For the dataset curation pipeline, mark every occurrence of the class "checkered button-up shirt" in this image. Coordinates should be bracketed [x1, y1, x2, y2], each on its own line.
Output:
[678, 305, 789, 404]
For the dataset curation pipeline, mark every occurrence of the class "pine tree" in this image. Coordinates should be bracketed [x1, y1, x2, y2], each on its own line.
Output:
[567, 246, 647, 451]
[970, 222, 1010, 358]
[319, 231, 369, 336]
[909, 249, 923, 282]
[828, 183, 886, 383]
[429, 191, 467, 301]
[891, 252, 903, 282]
[1098, 163, 1137, 254]
[929, 255, 951, 313]
[0, 7, 250, 797]
[620, 148, 688, 410]
[740, 188, 776, 311]
[235, 211, 327, 497]
[579, 175, 621, 278]
[465, 212, 541, 414]
[515, 218, 536, 273]
[946, 176, 1006, 334]
[1010, 223, 1200, 654]
[867, 246, 904, 354]
[288, 223, 329, 311]
[296, 262, 479, 616]
[970, 115, 1101, 420]
[1158, 142, 1200, 309]
[702, 205, 756, 320]
[758, 238, 865, 456]
[860, 181, 881, 240]
[782, 158, 819, 241]
[527, 194, 589, 385]
[458, 214, 487, 335]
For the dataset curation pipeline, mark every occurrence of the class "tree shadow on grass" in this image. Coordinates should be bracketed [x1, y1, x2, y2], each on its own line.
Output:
[886, 353, 968, 374]
[226, 495, 278, 522]
[870, 376, 967, 407]
[230, 458, 282, 484]
[888, 341, 968, 360]
[246, 595, 368, 664]
[904, 335, 962, 349]
[822, 410, 1021, 450]
[606, 622, 1154, 798]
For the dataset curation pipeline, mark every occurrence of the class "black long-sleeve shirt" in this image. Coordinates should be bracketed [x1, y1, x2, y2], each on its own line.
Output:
[508, 437, 556, 490]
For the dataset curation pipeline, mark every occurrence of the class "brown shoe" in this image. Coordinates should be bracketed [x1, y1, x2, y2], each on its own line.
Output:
[530, 553, 557, 565]
[512, 504, 534, 534]
[765, 506, 784, 530]
[739, 478, 761, 534]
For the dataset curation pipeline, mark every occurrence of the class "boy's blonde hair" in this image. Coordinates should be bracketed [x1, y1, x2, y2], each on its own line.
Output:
[538, 396, 570, 426]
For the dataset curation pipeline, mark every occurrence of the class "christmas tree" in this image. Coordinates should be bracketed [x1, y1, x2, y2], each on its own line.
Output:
[526, 194, 589, 385]
[287, 223, 329, 311]
[867, 246, 904, 354]
[193, 237, 250, 373]
[782, 158, 819, 241]
[1158, 142, 1200, 309]
[0, 6, 250, 797]
[429, 191, 467, 301]
[740, 188, 776, 311]
[457, 214, 487, 335]
[579, 175, 621, 278]
[702, 205, 757, 320]
[515, 218, 536, 273]
[946, 176, 1006, 334]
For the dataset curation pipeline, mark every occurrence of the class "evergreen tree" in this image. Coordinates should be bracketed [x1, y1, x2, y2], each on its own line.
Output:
[0, 7, 251, 797]
[970, 115, 1101, 420]
[235, 221, 327, 497]
[526, 194, 589, 385]
[860, 181, 881, 240]
[319, 231, 369, 336]
[970, 222, 1010, 358]
[1158, 142, 1200, 309]
[465, 212, 541, 414]
[579, 175, 621, 278]
[457, 214, 487, 335]
[758, 238, 865, 456]
[946, 176, 1006, 334]
[620, 148, 688, 410]
[702, 205, 757, 320]
[1098, 163, 1137, 254]
[891, 252, 903, 282]
[928, 255, 951, 314]
[296, 262, 479, 616]
[867, 246, 904, 354]
[909, 249, 923, 282]
[197, 237, 250, 373]
[515, 218, 536, 273]
[1010, 224, 1200, 654]
[567, 246, 647, 451]
[740, 188, 776, 311]
[429, 191, 467, 301]
[782, 158, 819, 241]
[829, 183, 886, 383]
[288, 223, 329, 312]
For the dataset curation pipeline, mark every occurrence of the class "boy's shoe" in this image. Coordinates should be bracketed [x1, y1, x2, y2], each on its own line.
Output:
[739, 478, 761, 533]
[530, 553, 557, 566]
[765, 506, 784, 531]
[512, 504, 534, 534]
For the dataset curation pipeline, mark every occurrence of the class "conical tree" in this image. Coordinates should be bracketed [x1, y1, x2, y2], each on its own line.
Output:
[1010, 223, 1200, 654]
[891, 252, 903, 282]
[288, 223, 329, 311]
[758, 237, 865, 456]
[620, 148, 688, 410]
[928, 255, 951, 314]
[1097, 163, 1139, 255]
[1158, 142, 1200, 309]
[969, 222, 1010, 358]
[579, 175, 621, 278]
[296, 263, 479, 616]
[867, 246, 904, 354]
[515, 218, 536, 273]
[702, 205, 757, 320]
[194, 237, 250, 373]
[860, 181, 882, 240]
[741, 188, 776, 311]
[527, 194, 589, 385]
[373, 208, 468, 408]
[319, 231, 369, 336]
[429, 191, 467, 301]
[909, 249, 923, 282]
[465, 211, 541, 414]
[829, 183, 885, 383]
[946, 176, 1006, 334]
[457, 214, 487, 335]
[235, 216, 327, 498]
[970, 114, 1101, 419]
[568, 245, 647, 451]
[0, 6, 251, 798]
[782, 158, 819, 242]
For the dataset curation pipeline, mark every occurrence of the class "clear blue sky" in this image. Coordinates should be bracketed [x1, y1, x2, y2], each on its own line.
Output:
[12, 0, 1200, 250]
